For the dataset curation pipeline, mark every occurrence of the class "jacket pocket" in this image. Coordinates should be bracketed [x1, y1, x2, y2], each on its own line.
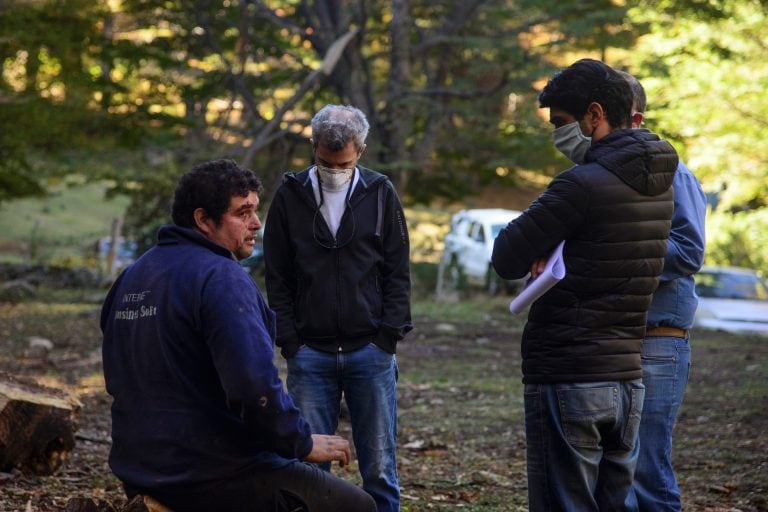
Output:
[347, 269, 383, 333]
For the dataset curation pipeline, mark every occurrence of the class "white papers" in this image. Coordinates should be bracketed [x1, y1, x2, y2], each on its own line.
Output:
[508, 240, 566, 315]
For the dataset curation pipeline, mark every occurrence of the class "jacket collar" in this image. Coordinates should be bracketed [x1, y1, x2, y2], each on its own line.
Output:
[157, 225, 238, 261]
[284, 165, 389, 209]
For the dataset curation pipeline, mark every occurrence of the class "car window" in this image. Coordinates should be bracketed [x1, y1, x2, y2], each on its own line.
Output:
[695, 271, 768, 300]
[465, 221, 481, 242]
[474, 223, 486, 243]
[491, 223, 506, 239]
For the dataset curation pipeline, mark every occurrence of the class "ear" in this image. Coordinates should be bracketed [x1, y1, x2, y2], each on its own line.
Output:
[358, 143, 367, 157]
[631, 111, 644, 129]
[193, 207, 214, 237]
[586, 102, 606, 126]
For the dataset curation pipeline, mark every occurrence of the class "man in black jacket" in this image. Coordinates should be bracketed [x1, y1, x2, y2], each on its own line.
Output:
[492, 59, 678, 511]
[264, 104, 412, 512]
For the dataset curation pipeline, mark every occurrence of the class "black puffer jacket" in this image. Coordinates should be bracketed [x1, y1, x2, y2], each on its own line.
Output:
[492, 129, 677, 384]
[264, 166, 412, 358]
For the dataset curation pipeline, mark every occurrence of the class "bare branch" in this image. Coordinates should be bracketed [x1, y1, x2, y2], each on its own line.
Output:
[241, 28, 360, 166]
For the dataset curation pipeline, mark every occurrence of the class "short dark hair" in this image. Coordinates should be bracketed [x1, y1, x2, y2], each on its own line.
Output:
[171, 159, 262, 228]
[618, 70, 647, 113]
[539, 58, 633, 129]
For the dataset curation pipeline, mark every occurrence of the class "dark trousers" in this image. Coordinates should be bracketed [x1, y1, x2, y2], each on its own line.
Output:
[126, 461, 376, 512]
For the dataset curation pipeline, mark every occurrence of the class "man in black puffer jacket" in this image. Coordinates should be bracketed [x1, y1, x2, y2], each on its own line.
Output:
[492, 59, 677, 512]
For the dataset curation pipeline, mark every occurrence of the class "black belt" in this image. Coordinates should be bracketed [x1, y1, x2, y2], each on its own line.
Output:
[646, 326, 689, 339]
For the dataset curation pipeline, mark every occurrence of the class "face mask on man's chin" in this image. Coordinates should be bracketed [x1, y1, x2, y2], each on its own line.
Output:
[552, 121, 592, 164]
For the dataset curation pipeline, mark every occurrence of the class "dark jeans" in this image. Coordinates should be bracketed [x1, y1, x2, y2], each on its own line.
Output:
[126, 461, 376, 512]
[524, 380, 645, 511]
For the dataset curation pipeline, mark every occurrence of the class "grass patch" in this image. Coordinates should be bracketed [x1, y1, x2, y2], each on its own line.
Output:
[412, 295, 519, 324]
[0, 183, 129, 265]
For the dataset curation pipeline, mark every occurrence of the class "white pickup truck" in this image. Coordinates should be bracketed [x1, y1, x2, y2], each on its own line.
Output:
[437, 208, 526, 295]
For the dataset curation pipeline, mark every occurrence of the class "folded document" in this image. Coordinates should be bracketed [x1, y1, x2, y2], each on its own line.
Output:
[508, 240, 566, 315]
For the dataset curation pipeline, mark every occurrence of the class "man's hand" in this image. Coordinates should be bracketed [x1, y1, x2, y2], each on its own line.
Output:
[529, 258, 547, 280]
[304, 434, 351, 467]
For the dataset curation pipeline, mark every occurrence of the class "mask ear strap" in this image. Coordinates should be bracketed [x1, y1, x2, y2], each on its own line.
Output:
[375, 182, 385, 238]
[315, 167, 325, 209]
[343, 167, 356, 205]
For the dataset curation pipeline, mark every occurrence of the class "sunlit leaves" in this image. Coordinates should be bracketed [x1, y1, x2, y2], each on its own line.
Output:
[627, 0, 768, 210]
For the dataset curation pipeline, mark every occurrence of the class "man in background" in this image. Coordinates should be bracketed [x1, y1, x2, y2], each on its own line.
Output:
[101, 159, 375, 512]
[264, 105, 412, 512]
[622, 72, 707, 512]
[492, 59, 678, 511]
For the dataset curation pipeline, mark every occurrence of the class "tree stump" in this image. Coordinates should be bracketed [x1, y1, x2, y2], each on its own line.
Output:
[0, 371, 82, 475]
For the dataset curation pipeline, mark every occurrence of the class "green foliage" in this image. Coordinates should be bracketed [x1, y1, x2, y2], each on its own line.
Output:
[626, 0, 768, 211]
[1, 0, 642, 204]
[0, 0, 137, 202]
[0, 146, 43, 202]
[0, 0, 766, 262]
[617, 0, 768, 272]
[704, 208, 768, 276]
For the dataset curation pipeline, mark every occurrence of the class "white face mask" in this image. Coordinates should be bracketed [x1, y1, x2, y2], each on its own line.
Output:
[552, 121, 592, 164]
[316, 165, 354, 191]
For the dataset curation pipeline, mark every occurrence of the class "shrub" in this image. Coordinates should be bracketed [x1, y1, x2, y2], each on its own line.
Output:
[705, 208, 768, 276]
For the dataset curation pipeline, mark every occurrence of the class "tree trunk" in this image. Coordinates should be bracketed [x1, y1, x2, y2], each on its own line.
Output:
[0, 371, 81, 475]
[382, 0, 413, 196]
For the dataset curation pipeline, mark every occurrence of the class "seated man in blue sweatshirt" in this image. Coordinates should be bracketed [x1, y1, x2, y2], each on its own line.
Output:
[100, 159, 375, 512]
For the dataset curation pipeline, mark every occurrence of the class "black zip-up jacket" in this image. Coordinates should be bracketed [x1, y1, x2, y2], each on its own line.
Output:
[264, 166, 412, 358]
[492, 128, 678, 384]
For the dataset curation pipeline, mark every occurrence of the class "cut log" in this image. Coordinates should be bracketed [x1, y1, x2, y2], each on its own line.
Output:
[0, 371, 82, 475]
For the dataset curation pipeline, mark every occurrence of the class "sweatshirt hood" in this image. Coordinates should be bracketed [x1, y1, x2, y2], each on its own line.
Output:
[586, 128, 678, 196]
[157, 225, 236, 260]
[281, 165, 389, 209]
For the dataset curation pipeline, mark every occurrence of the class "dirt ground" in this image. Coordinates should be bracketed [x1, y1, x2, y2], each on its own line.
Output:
[0, 292, 766, 511]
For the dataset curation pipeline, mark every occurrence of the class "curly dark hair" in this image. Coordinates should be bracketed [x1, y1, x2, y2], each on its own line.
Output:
[539, 58, 633, 129]
[171, 159, 262, 228]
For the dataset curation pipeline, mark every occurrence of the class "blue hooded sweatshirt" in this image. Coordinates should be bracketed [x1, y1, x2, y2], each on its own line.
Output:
[101, 226, 312, 492]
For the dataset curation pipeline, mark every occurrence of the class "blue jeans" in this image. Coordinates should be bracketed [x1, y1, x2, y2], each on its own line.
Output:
[287, 343, 399, 512]
[628, 335, 691, 511]
[524, 380, 645, 512]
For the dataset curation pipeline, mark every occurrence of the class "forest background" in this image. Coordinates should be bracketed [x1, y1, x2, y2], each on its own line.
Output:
[0, 0, 767, 275]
